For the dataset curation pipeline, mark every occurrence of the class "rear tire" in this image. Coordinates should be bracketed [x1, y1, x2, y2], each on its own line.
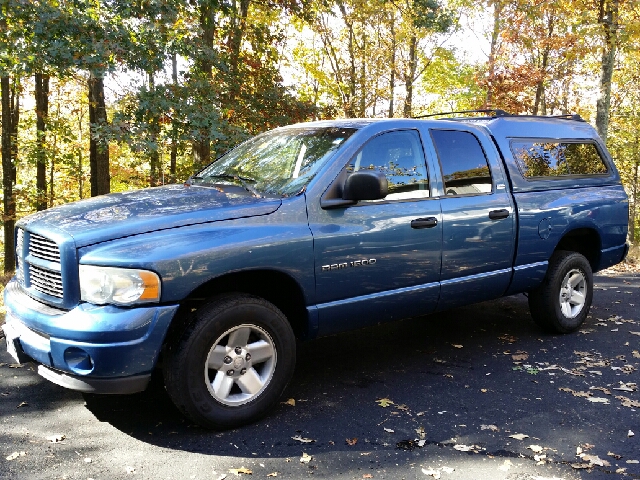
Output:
[528, 250, 593, 333]
[163, 293, 296, 429]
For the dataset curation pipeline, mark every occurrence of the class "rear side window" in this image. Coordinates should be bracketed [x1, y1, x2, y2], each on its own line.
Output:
[511, 141, 608, 178]
[430, 130, 492, 196]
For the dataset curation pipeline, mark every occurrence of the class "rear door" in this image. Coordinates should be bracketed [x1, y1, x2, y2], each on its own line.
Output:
[428, 128, 515, 309]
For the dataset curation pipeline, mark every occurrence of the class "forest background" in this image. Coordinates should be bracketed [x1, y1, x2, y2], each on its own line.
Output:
[1, 0, 639, 274]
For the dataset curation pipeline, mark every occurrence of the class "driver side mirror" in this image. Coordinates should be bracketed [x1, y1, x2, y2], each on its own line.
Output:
[342, 170, 388, 201]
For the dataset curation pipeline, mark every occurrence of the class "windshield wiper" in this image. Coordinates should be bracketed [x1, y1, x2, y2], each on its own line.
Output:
[200, 174, 262, 198]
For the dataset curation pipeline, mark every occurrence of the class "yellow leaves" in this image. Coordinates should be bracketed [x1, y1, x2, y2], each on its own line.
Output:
[299, 452, 312, 464]
[282, 398, 295, 406]
[346, 437, 358, 446]
[6, 451, 26, 461]
[375, 398, 394, 407]
[229, 467, 253, 475]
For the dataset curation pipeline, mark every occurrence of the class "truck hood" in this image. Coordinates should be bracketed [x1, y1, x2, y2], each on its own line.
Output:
[19, 185, 282, 247]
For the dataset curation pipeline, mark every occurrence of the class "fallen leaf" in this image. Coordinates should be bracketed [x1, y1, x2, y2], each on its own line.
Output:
[267, 473, 278, 478]
[376, 398, 394, 408]
[630, 332, 640, 336]
[571, 463, 590, 469]
[498, 459, 512, 471]
[346, 438, 358, 446]
[16, 401, 28, 408]
[481, 424, 499, 432]
[396, 404, 409, 411]
[396, 440, 417, 450]
[512, 353, 529, 361]
[292, 435, 315, 443]
[608, 451, 623, 460]
[509, 433, 529, 440]
[300, 453, 312, 464]
[586, 397, 610, 404]
[453, 444, 481, 452]
[582, 455, 610, 467]
[627, 460, 639, 464]
[415, 426, 425, 438]
[480, 389, 487, 393]
[417, 439, 426, 447]
[452, 344, 463, 349]
[421, 468, 441, 478]
[629, 430, 635, 437]
[5, 452, 26, 461]
[8, 364, 24, 368]
[589, 386, 612, 395]
[528, 445, 543, 454]
[46, 434, 66, 443]
[84, 458, 92, 463]
[383, 428, 394, 433]
[282, 398, 295, 406]
[632, 351, 640, 359]
[616, 396, 640, 408]
[363, 475, 374, 479]
[441, 467, 454, 474]
[125, 466, 136, 474]
[229, 467, 252, 475]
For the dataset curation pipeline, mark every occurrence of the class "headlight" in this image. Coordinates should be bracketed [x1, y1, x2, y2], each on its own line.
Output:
[79, 265, 161, 305]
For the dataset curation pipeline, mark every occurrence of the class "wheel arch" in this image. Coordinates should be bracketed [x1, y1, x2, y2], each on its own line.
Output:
[554, 227, 601, 270]
[165, 269, 310, 343]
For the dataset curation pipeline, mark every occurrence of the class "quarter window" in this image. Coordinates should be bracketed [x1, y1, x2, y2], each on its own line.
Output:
[431, 130, 492, 196]
[511, 141, 608, 178]
[348, 130, 429, 200]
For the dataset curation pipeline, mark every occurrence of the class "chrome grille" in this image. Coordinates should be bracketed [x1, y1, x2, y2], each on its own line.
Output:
[29, 264, 64, 298]
[29, 233, 61, 263]
[16, 228, 25, 283]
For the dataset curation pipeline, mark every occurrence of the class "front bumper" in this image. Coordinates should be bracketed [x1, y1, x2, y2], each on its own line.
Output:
[3, 280, 179, 394]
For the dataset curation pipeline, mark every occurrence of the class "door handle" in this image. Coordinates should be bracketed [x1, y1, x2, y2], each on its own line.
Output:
[489, 209, 510, 220]
[411, 217, 438, 229]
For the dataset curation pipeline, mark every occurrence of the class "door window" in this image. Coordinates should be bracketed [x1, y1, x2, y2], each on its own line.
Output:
[431, 130, 492, 196]
[348, 130, 429, 200]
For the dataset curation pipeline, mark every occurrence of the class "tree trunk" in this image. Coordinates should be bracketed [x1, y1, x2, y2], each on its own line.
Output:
[388, 13, 396, 118]
[148, 72, 160, 187]
[359, 34, 366, 117]
[486, 0, 502, 108]
[2, 76, 19, 272]
[403, 35, 417, 118]
[35, 72, 50, 211]
[193, 1, 216, 168]
[533, 14, 554, 115]
[595, 0, 619, 143]
[170, 53, 178, 184]
[631, 134, 639, 243]
[88, 72, 110, 196]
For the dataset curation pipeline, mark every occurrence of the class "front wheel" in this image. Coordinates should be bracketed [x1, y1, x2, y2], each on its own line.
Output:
[163, 293, 296, 429]
[528, 250, 593, 333]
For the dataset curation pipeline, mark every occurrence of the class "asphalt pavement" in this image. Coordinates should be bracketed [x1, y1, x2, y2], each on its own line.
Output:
[1, 271, 639, 480]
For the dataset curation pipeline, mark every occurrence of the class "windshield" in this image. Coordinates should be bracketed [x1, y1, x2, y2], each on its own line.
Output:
[195, 127, 357, 196]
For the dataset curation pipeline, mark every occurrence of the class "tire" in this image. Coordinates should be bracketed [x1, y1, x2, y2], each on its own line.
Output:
[163, 293, 296, 429]
[528, 250, 593, 333]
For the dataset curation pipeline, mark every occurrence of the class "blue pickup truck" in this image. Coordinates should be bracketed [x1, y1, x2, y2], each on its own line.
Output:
[3, 113, 629, 428]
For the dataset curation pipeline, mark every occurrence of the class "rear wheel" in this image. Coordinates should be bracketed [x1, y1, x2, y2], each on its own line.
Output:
[163, 293, 296, 429]
[528, 250, 593, 333]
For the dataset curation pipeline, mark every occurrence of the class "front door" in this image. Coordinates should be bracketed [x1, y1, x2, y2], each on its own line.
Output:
[308, 129, 442, 336]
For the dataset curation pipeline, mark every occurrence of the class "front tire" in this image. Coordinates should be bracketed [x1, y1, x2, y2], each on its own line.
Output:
[163, 293, 296, 429]
[528, 250, 593, 333]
